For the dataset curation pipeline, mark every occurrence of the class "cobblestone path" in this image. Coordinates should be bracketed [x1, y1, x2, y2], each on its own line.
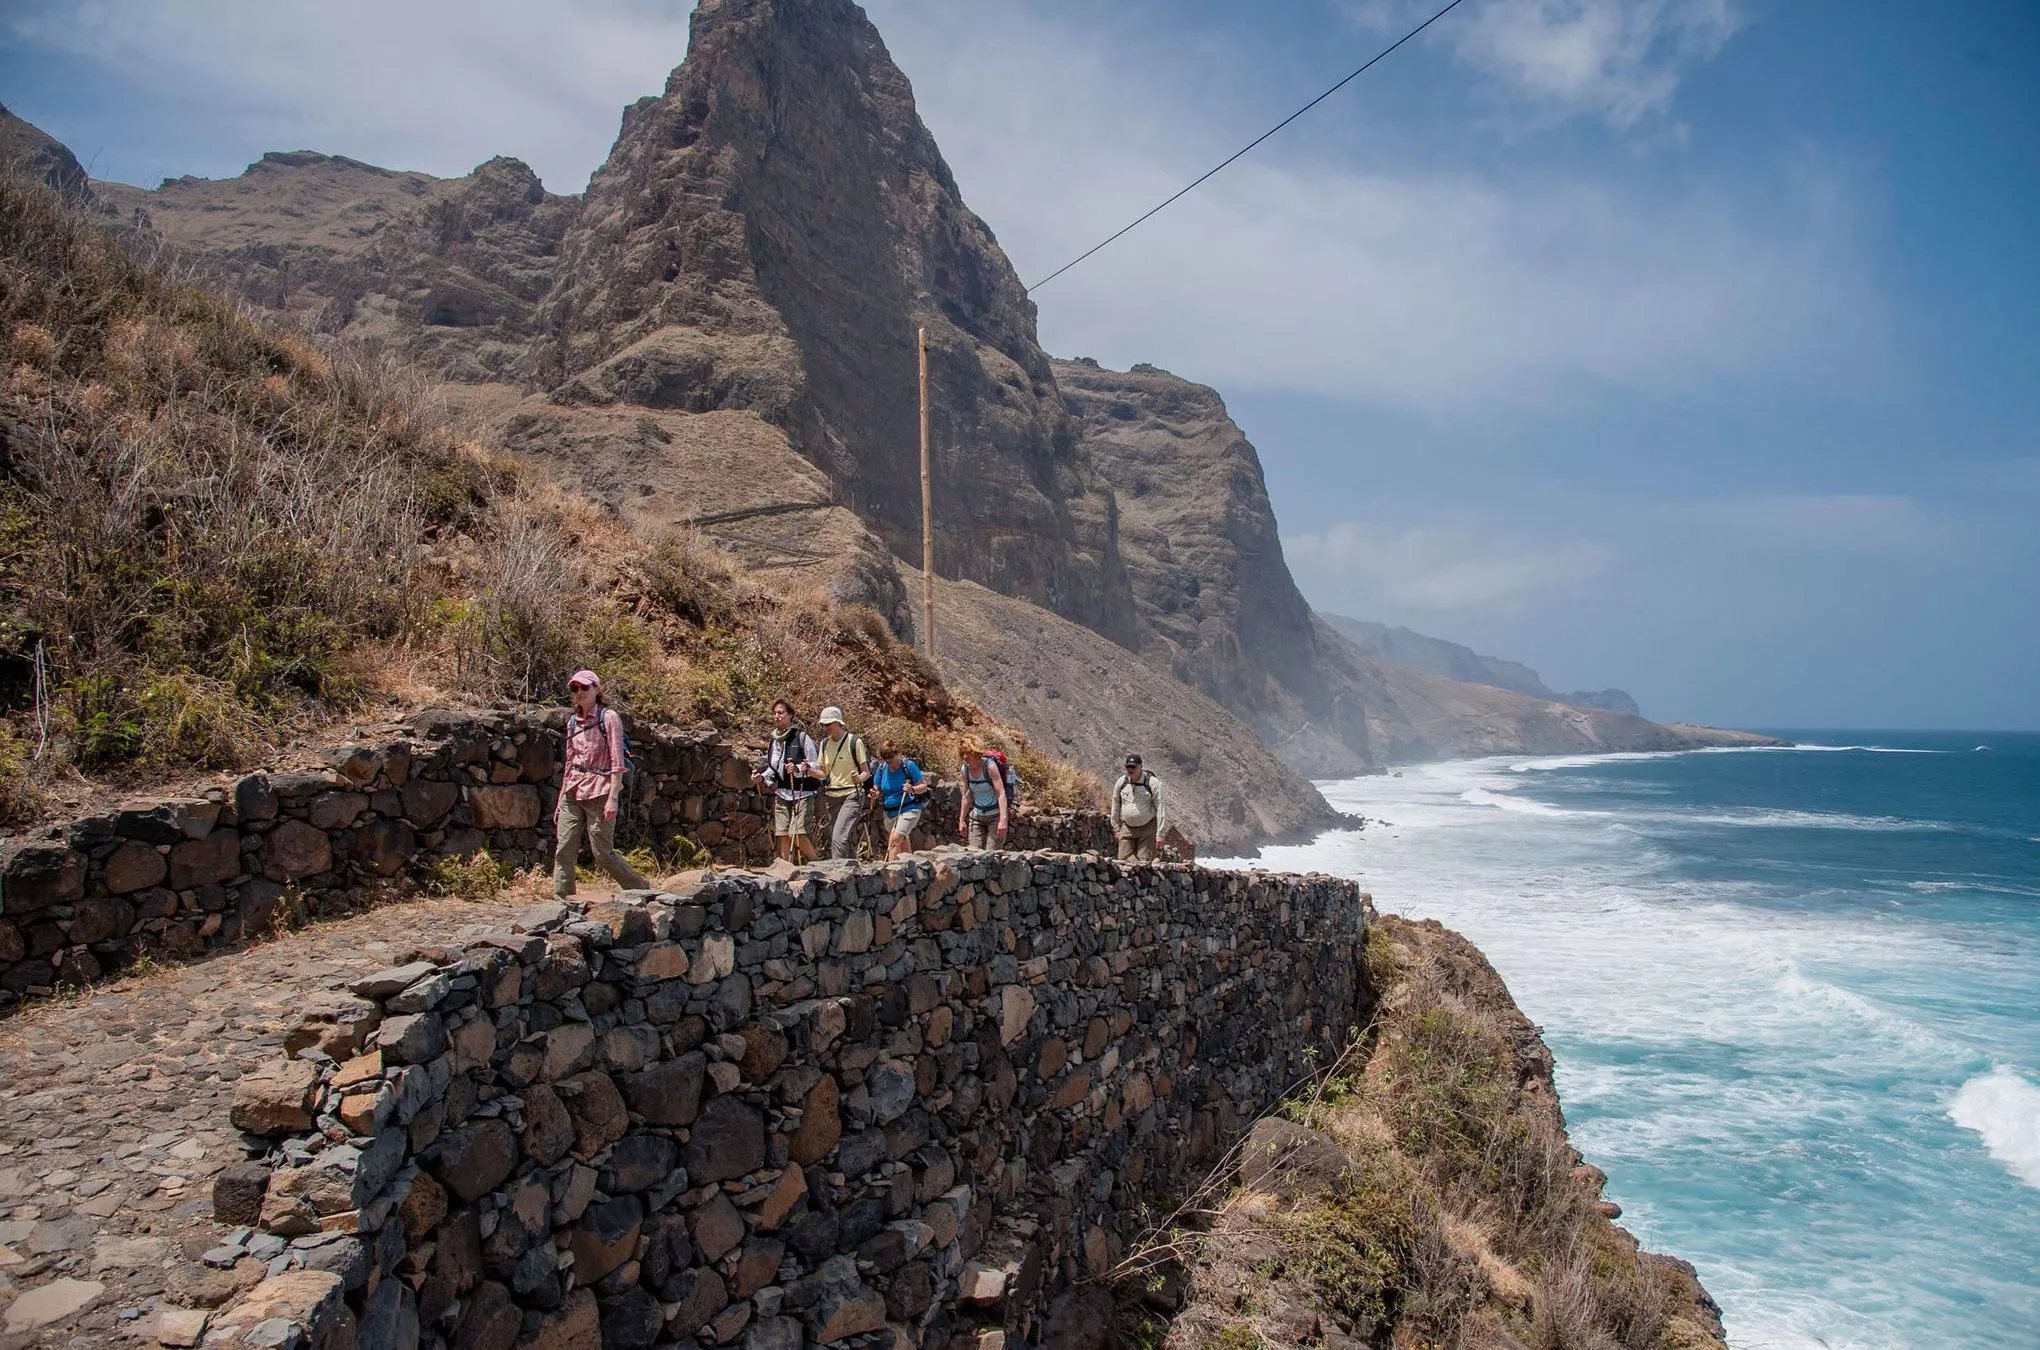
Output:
[0, 899, 523, 1348]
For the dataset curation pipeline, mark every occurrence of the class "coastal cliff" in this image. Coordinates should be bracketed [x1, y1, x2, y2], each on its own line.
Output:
[1140, 909, 1729, 1350]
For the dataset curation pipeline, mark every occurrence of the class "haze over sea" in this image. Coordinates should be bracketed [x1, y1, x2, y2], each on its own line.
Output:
[1223, 733, 2040, 1350]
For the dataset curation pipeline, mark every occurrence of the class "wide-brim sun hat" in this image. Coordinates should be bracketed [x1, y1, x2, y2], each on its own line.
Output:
[818, 706, 846, 726]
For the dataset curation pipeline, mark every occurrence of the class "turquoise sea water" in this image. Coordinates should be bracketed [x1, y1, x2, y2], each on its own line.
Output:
[1227, 733, 2040, 1350]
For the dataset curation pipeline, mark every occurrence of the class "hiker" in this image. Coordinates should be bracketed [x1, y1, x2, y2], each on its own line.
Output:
[956, 741, 1010, 850]
[1110, 753, 1166, 861]
[751, 698, 821, 863]
[553, 669, 652, 899]
[814, 706, 873, 860]
[869, 740, 930, 860]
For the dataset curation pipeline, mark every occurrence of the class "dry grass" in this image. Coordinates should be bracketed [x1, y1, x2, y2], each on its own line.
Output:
[0, 169, 1105, 822]
[0, 169, 493, 782]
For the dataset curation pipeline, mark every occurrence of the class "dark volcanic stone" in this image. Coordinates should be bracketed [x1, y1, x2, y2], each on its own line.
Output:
[622, 1052, 705, 1126]
[211, 1160, 271, 1226]
[605, 1133, 679, 1194]
[432, 1120, 519, 1202]
[597, 1285, 663, 1350]
[683, 1095, 765, 1184]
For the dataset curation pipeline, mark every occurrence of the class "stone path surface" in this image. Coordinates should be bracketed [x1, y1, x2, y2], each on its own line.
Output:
[0, 898, 523, 1348]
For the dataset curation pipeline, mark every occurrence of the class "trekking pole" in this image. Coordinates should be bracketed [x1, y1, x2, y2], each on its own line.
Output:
[918, 326, 935, 659]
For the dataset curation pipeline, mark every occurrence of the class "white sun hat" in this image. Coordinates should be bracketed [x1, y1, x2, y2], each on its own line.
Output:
[818, 706, 847, 726]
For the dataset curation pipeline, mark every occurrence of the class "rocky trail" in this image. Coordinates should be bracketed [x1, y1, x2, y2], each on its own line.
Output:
[0, 899, 522, 1347]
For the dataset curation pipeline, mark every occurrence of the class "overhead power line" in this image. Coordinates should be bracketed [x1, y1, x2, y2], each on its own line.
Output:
[1024, 0, 1469, 293]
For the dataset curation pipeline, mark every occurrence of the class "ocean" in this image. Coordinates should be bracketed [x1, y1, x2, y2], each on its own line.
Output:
[1223, 732, 2040, 1350]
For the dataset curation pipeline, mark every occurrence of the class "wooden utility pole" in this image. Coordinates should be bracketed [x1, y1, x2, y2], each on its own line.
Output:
[918, 327, 934, 659]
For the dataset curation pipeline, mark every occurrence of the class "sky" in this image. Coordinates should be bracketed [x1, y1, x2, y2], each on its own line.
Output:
[3, 0, 2036, 729]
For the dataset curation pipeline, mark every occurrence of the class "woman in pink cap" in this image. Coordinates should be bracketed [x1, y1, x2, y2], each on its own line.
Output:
[553, 669, 651, 898]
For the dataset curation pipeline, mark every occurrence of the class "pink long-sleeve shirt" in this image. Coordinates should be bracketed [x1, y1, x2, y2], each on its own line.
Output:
[561, 707, 627, 803]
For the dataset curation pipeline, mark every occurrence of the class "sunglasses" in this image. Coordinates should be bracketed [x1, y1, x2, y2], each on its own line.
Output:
[568, 682, 592, 692]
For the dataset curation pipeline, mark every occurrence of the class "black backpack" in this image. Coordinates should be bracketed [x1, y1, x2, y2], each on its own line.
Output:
[772, 726, 825, 793]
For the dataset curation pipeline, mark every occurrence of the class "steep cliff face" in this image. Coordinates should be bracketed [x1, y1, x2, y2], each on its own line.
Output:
[91, 151, 578, 383]
[1059, 358, 1760, 772]
[533, 0, 1136, 642]
[1053, 358, 1329, 731]
[0, 103, 91, 201]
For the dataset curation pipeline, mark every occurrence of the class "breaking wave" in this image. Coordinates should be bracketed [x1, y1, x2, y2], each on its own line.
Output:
[1949, 1068, 2040, 1189]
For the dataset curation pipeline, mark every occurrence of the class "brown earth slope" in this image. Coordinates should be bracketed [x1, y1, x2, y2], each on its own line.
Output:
[899, 565, 1342, 853]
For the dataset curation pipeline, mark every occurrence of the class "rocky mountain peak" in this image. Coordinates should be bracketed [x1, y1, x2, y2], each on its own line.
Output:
[533, 0, 1136, 642]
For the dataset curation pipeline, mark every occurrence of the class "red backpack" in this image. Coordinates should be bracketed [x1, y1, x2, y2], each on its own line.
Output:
[980, 749, 1022, 812]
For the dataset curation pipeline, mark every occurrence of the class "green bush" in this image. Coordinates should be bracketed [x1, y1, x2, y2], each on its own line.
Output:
[419, 850, 515, 900]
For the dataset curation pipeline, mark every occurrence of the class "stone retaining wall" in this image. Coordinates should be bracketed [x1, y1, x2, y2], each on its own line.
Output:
[204, 851, 1362, 1349]
[0, 708, 1118, 1007]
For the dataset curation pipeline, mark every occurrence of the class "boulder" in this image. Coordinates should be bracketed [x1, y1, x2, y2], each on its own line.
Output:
[233, 775, 279, 823]
[621, 1052, 705, 1126]
[562, 1070, 629, 1157]
[351, 960, 440, 1000]
[807, 1255, 886, 1342]
[208, 1270, 351, 1350]
[667, 1267, 728, 1338]
[377, 1011, 447, 1064]
[691, 1193, 745, 1263]
[684, 1095, 765, 1184]
[469, 784, 540, 830]
[738, 1024, 788, 1081]
[521, 1082, 575, 1166]
[520, 1289, 599, 1350]
[1, 839, 84, 913]
[432, 1120, 519, 1203]
[605, 1133, 678, 1194]
[788, 1074, 841, 1165]
[230, 1058, 320, 1135]
[400, 778, 459, 826]
[212, 1160, 272, 1225]
[264, 819, 333, 882]
[103, 841, 167, 895]
[567, 1195, 642, 1285]
[357, 1276, 419, 1350]
[169, 828, 240, 889]
[67, 895, 134, 945]
[355, 819, 417, 876]
[453, 1279, 520, 1350]
[596, 1286, 663, 1350]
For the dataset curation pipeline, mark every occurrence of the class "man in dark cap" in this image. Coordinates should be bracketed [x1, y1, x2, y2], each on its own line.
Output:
[1109, 753, 1166, 862]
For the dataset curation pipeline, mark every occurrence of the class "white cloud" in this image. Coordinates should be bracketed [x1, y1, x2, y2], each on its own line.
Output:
[1348, 0, 1743, 128]
[872, 0, 1873, 410]
[11, 0, 1874, 411]
[1284, 520, 1612, 613]
[2, 0, 695, 191]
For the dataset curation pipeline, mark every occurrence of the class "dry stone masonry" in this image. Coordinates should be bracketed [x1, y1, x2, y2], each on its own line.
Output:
[199, 851, 1361, 1349]
[0, 708, 1113, 1007]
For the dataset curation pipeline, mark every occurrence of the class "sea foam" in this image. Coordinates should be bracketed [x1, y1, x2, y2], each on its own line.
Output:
[1949, 1067, 2040, 1189]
